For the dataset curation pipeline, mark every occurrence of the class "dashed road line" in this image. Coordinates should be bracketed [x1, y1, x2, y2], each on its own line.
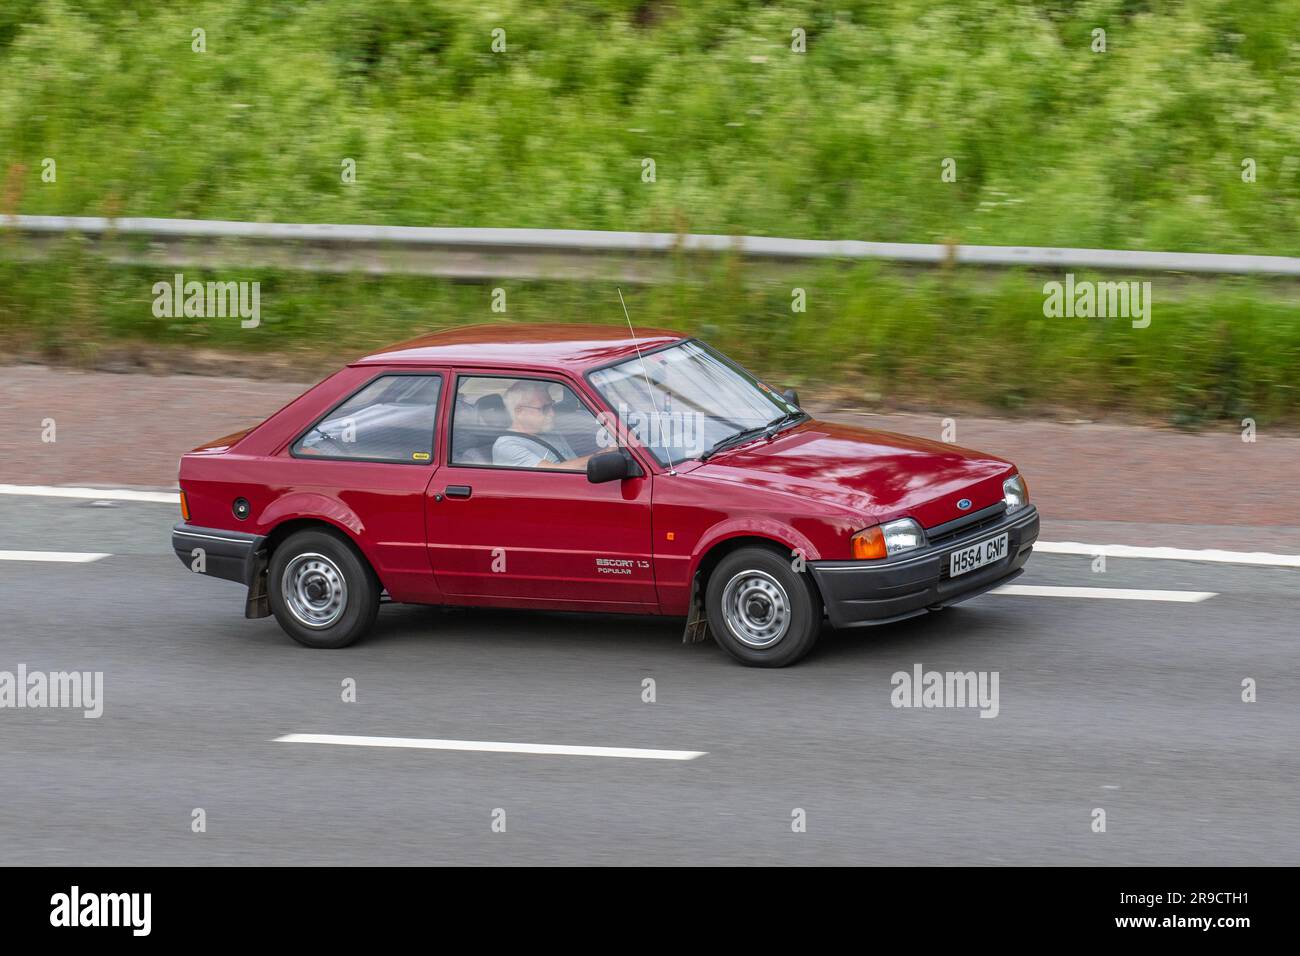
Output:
[0, 484, 180, 504]
[1034, 540, 1300, 569]
[0, 550, 110, 563]
[991, 585, 1216, 602]
[274, 732, 707, 761]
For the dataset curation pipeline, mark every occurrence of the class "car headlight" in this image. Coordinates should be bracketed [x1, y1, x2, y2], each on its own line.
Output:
[1003, 473, 1029, 512]
[851, 518, 927, 559]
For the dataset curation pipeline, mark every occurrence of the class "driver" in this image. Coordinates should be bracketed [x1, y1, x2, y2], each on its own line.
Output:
[492, 380, 593, 470]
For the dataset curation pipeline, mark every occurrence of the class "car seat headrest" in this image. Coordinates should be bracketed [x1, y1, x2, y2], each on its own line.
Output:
[476, 393, 510, 429]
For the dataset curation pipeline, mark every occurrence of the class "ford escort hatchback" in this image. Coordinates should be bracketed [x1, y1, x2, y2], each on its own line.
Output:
[173, 324, 1038, 667]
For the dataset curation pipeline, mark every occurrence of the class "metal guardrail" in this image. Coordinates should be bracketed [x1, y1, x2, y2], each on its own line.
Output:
[5, 214, 1299, 280]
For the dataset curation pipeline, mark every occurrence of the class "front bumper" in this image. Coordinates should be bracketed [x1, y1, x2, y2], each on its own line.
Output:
[171, 523, 265, 586]
[808, 504, 1039, 629]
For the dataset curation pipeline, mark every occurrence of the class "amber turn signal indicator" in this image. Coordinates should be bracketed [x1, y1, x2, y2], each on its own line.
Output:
[179, 490, 190, 522]
[851, 526, 887, 560]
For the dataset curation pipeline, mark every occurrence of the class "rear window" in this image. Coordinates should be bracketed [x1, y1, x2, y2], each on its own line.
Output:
[292, 374, 442, 463]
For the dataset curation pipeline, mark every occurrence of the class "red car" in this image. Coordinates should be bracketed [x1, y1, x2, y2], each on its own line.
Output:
[173, 324, 1038, 666]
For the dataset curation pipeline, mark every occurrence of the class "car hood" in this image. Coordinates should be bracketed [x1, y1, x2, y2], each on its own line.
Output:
[682, 419, 1015, 528]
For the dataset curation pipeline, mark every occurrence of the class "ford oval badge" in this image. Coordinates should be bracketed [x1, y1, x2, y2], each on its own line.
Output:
[957, 498, 972, 511]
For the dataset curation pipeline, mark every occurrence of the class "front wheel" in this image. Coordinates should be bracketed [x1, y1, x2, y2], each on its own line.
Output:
[268, 529, 380, 649]
[705, 547, 822, 667]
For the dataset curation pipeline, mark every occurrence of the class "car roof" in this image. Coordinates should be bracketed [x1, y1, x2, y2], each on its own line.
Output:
[353, 323, 687, 373]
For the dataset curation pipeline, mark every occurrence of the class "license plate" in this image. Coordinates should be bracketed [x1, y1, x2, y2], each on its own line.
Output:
[949, 532, 1009, 577]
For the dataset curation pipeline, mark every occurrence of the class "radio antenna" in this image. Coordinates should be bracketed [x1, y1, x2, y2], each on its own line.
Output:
[617, 287, 676, 476]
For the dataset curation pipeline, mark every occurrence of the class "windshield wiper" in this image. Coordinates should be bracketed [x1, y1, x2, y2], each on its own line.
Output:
[699, 425, 769, 461]
[762, 409, 807, 438]
[700, 411, 807, 461]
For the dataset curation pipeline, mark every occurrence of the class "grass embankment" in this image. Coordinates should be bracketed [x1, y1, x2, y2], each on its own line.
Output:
[1, 0, 1298, 421]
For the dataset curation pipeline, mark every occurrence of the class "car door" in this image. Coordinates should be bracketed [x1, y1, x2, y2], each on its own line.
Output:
[276, 368, 447, 604]
[426, 370, 656, 612]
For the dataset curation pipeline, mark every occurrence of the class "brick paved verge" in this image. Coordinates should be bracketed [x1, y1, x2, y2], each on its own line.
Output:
[4, 365, 1297, 551]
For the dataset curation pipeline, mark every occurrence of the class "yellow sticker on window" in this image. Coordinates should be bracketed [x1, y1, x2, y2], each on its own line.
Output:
[412, 452, 431, 461]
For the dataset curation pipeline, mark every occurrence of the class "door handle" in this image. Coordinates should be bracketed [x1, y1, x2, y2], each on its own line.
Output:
[444, 485, 472, 499]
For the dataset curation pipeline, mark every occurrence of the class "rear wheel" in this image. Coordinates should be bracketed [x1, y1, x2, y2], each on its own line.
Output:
[705, 547, 822, 667]
[268, 529, 379, 649]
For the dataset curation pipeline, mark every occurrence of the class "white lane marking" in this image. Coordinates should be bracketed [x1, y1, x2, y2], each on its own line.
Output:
[1034, 541, 1300, 569]
[992, 585, 1215, 602]
[0, 550, 110, 563]
[0, 484, 1297, 569]
[0, 484, 179, 504]
[274, 732, 706, 761]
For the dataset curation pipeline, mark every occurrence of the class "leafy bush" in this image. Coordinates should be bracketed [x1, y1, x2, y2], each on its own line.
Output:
[3, 1, 1299, 422]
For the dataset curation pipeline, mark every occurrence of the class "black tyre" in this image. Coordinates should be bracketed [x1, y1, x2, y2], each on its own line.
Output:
[704, 547, 822, 667]
[268, 528, 380, 649]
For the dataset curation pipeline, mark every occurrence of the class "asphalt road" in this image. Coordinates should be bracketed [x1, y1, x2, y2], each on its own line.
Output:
[1, 495, 1296, 865]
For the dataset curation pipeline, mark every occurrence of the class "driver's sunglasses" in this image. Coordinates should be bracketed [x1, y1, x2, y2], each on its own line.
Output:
[519, 402, 556, 414]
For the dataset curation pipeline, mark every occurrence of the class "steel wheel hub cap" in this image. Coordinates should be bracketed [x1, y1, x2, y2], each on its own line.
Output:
[721, 569, 791, 648]
[283, 553, 347, 629]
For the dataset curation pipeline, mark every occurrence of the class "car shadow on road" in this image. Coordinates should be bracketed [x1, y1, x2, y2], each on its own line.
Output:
[811, 604, 1027, 664]
[371, 601, 680, 653]
[364, 598, 1023, 666]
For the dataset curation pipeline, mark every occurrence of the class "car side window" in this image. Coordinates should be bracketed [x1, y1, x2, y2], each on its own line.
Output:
[451, 376, 606, 471]
[292, 373, 442, 463]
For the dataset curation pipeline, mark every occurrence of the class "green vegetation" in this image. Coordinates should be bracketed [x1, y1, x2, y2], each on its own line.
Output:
[3, 247, 1296, 423]
[2, 0, 1299, 421]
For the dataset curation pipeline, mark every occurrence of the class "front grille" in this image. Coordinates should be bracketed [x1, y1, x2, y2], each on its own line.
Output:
[926, 502, 1008, 548]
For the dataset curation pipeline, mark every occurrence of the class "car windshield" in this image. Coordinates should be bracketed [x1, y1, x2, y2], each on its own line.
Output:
[589, 340, 800, 466]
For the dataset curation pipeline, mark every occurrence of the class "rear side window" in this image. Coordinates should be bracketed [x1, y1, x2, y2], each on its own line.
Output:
[292, 374, 442, 464]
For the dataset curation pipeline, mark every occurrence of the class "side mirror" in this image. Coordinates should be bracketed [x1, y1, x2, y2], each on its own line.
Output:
[587, 450, 639, 483]
[782, 388, 800, 407]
